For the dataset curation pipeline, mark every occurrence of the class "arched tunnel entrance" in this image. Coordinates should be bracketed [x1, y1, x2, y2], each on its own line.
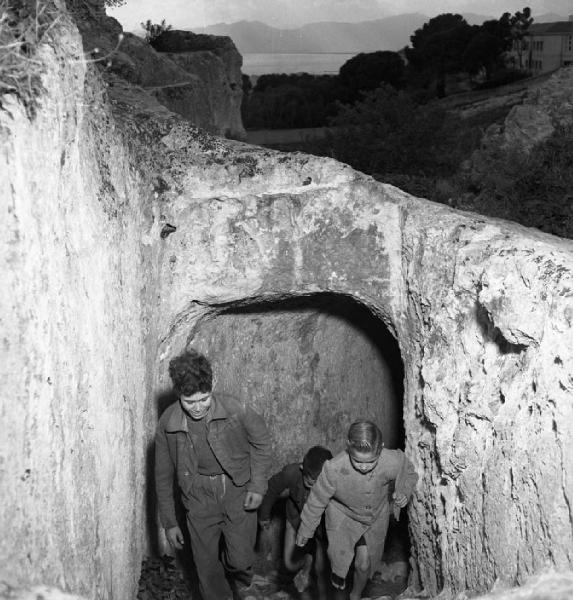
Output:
[192, 293, 405, 458]
[143, 292, 412, 599]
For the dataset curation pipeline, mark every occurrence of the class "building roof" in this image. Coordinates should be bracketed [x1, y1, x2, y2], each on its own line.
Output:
[528, 21, 573, 35]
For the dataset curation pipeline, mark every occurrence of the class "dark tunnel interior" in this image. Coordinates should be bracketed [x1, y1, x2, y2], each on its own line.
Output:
[141, 292, 410, 599]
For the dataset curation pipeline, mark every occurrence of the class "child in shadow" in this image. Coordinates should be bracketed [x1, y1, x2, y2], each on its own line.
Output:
[259, 445, 333, 600]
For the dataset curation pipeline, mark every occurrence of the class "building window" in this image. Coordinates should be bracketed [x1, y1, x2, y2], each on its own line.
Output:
[568, 36, 572, 52]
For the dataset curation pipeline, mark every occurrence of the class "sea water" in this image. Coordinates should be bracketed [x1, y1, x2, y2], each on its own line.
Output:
[242, 52, 357, 76]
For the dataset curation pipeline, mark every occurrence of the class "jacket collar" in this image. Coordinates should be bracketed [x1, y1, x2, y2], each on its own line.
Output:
[165, 393, 228, 433]
[207, 393, 229, 422]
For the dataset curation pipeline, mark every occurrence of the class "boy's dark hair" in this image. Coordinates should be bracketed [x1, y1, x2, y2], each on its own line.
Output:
[168, 349, 212, 396]
[302, 446, 333, 479]
[347, 420, 383, 455]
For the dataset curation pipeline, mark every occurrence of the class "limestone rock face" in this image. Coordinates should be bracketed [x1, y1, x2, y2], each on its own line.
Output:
[491, 66, 573, 151]
[106, 32, 195, 88]
[467, 66, 573, 178]
[2, 3, 573, 600]
[401, 571, 573, 600]
[0, 585, 89, 600]
[75, 12, 246, 139]
[0, 5, 157, 598]
[150, 30, 245, 140]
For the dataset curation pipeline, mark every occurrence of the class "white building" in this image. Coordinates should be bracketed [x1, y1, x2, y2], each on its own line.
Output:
[520, 16, 573, 74]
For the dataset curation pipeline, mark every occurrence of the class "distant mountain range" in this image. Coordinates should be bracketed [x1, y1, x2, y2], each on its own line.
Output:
[184, 13, 568, 54]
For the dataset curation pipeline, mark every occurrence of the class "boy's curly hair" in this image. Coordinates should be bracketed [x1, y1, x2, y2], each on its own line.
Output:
[168, 349, 212, 396]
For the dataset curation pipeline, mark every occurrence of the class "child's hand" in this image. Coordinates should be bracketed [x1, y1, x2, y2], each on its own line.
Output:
[244, 491, 263, 510]
[393, 492, 408, 508]
[296, 532, 309, 547]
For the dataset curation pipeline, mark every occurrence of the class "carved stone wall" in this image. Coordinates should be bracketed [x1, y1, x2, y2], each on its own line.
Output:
[1, 3, 572, 599]
[0, 5, 158, 598]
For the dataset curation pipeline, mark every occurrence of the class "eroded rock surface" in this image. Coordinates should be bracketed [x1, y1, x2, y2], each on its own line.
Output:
[467, 66, 573, 179]
[74, 2, 245, 139]
[1, 3, 572, 600]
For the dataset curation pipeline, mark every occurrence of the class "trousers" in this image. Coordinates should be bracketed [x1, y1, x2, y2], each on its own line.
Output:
[185, 473, 256, 600]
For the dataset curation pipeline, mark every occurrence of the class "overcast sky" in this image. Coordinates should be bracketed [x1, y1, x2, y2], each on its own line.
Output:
[109, 0, 572, 31]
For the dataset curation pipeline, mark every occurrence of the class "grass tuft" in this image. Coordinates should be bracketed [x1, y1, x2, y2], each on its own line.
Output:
[0, 0, 64, 118]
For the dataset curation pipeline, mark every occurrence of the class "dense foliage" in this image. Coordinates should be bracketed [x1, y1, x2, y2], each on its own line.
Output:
[241, 5, 572, 238]
[242, 50, 408, 129]
[338, 51, 405, 101]
[322, 85, 462, 176]
[405, 9, 532, 97]
[462, 16, 512, 80]
[458, 126, 573, 238]
[244, 73, 351, 129]
[302, 89, 572, 239]
[406, 13, 476, 98]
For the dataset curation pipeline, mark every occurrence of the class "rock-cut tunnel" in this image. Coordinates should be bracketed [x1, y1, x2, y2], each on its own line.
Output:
[152, 175, 573, 599]
[150, 292, 410, 597]
[2, 18, 573, 600]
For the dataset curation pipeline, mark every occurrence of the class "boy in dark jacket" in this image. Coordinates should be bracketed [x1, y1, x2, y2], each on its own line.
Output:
[259, 446, 332, 599]
[155, 349, 272, 600]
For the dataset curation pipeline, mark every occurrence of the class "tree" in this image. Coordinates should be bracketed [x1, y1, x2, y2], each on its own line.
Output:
[141, 19, 172, 45]
[338, 51, 405, 101]
[463, 16, 512, 80]
[406, 13, 475, 97]
[105, 0, 127, 6]
[509, 7, 534, 69]
[244, 74, 344, 128]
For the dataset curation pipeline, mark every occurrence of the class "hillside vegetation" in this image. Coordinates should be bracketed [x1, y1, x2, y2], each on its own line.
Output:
[240, 8, 572, 240]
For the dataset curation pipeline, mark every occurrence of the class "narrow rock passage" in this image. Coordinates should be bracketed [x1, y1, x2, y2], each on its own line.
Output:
[140, 295, 409, 600]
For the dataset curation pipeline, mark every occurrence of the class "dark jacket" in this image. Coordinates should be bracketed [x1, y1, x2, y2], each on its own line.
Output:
[155, 392, 272, 529]
[259, 462, 309, 529]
